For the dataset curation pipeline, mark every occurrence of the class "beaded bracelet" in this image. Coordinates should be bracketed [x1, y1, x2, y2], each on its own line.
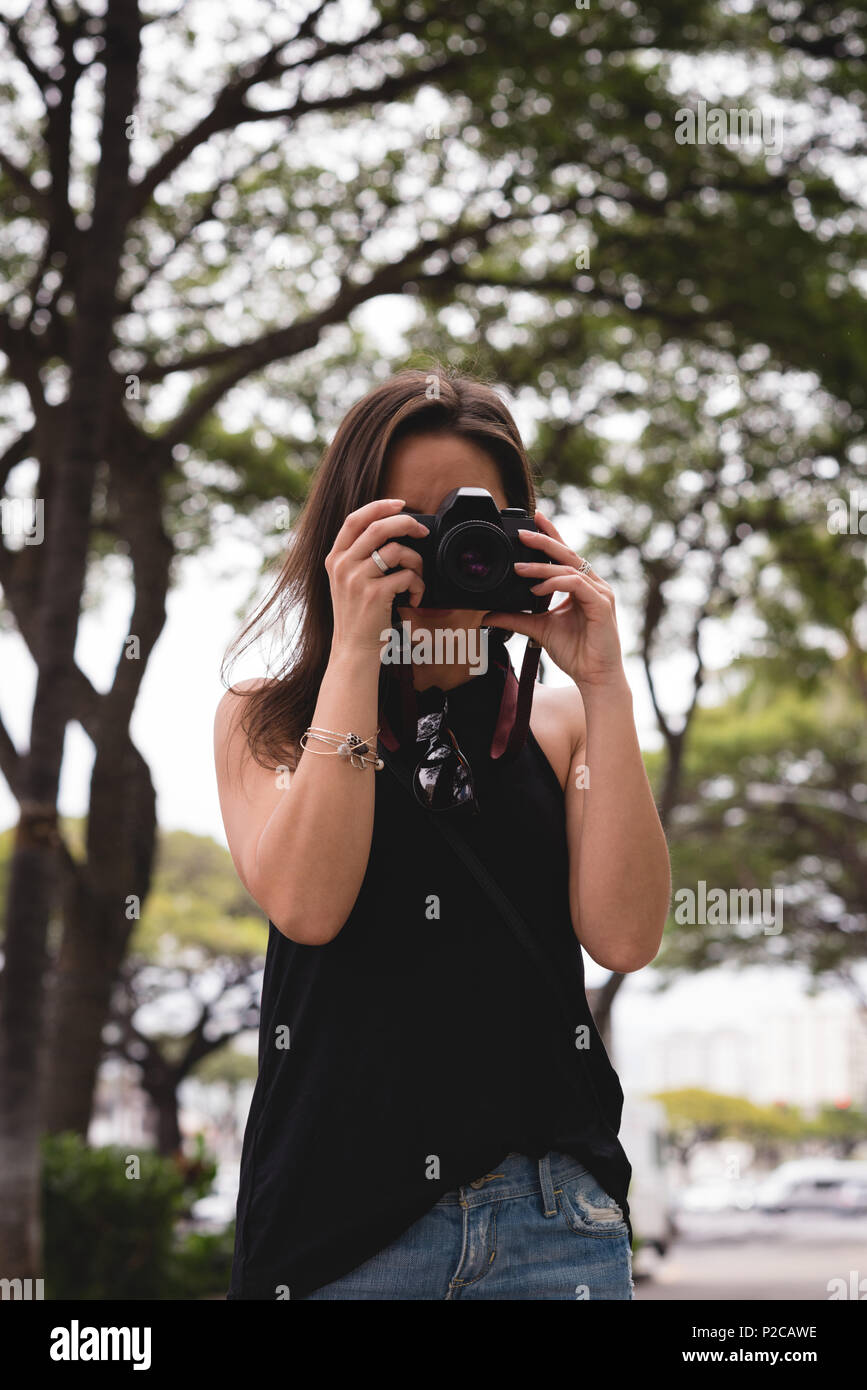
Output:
[299, 726, 384, 770]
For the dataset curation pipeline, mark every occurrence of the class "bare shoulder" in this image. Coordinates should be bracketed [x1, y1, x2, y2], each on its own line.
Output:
[213, 676, 282, 778]
[528, 680, 586, 793]
[212, 676, 288, 899]
[214, 676, 272, 735]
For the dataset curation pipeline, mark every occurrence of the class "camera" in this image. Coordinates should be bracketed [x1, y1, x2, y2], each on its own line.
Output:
[391, 487, 553, 612]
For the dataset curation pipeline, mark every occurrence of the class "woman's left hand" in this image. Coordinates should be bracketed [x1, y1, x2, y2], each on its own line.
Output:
[483, 510, 625, 689]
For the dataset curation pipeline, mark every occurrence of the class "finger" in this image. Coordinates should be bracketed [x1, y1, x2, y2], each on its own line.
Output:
[372, 540, 425, 575]
[380, 567, 426, 606]
[514, 561, 577, 579]
[517, 525, 580, 568]
[572, 569, 614, 603]
[519, 555, 611, 599]
[529, 572, 612, 607]
[332, 497, 408, 553]
[522, 516, 602, 584]
[347, 510, 430, 561]
[556, 566, 612, 601]
[482, 610, 546, 642]
[533, 509, 568, 545]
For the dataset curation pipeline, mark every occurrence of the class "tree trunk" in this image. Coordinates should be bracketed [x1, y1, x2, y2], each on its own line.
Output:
[0, 824, 58, 1271]
[148, 1085, 183, 1158]
[44, 743, 158, 1136]
[0, 0, 141, 1276]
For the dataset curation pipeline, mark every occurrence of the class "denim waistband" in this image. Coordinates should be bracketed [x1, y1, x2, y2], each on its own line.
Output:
[434, 1150, 589, 1215]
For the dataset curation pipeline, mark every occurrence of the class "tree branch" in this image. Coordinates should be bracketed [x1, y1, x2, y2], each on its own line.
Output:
[147, 194, 531, 442]
[0, 708, 23, 799]
[1, 13, 51, 95]
[128, 24, 464, 220]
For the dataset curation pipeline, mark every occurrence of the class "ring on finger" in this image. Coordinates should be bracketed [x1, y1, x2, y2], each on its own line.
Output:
[576, 557, 593, 575]
[370, 547, 390, 574]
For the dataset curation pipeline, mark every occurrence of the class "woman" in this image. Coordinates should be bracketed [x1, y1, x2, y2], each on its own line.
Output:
[215, 366, 670, 1300]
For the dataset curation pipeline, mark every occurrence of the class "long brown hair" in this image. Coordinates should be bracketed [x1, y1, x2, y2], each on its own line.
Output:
[221, 364, 539, 772]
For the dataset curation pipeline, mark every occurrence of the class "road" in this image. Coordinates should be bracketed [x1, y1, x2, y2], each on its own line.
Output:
[635, 1212, 867, 1300]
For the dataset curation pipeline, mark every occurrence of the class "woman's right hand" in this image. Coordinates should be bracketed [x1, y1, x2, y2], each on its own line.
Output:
[325, 498, 430, 656]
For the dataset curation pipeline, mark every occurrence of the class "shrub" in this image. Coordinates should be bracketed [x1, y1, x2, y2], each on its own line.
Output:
[41, 1131, 227, 1299]
[164, 1226, 236, 1299]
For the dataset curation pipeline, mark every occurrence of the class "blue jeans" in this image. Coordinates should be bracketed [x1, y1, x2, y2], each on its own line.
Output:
[299, 1150, 634, 1300]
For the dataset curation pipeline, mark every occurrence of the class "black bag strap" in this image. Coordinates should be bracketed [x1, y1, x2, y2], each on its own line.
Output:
[377, 742, 608, 1118]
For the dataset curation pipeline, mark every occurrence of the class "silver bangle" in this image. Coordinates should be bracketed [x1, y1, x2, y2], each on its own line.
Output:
[300, 727, 384, 770]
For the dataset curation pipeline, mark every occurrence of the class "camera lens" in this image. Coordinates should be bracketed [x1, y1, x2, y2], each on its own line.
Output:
[438, 522, 512, 592]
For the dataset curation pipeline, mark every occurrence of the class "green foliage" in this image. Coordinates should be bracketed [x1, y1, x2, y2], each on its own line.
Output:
[653, 1087, 805, 1147]
[659, 660, 867, 982]
[0, 823, 267, 954]
[652, 1086, 867, 1164]
[132, 828, 267, 958]
[41, 1131, 222, 1300]
[163, 1226, 236, 1301]
[193, 1044, 259, 1087]
[808, 1102, 867, 1154]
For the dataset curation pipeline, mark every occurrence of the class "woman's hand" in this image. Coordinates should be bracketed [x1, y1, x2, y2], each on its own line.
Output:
[325, 498, 429, 657]
[483, 510, 624, 689]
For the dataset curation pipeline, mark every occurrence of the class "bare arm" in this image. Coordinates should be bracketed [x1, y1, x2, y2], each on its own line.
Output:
[564, 677, 670, 972]
[215, 650, 385, 943]
[489, 508, 670, 972]
[214, 497, 429, 945]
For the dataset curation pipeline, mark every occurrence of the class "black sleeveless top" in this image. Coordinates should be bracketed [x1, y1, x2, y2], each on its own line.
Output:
[226, 645, 632, 1299]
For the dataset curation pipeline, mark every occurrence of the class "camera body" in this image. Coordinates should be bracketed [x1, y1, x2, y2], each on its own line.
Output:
[391, 487, 553, 612]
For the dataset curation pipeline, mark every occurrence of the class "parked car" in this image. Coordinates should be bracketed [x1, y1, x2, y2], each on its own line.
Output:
[754, 1158, 867, 1214]
[675, 1178, 759, 1213]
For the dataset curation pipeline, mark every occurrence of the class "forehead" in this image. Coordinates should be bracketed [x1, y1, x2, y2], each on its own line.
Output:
[382, 432, 507, 509]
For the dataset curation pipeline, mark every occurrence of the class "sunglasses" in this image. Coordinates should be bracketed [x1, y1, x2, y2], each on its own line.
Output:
[412, 701, 479, 814]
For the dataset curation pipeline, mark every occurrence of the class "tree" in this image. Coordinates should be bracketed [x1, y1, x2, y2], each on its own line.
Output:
[493, 338, 865, 1039]
[653, 1086, 806, 1168]
[656, 661, 867, 1010]
[105, 830, 266, 1155]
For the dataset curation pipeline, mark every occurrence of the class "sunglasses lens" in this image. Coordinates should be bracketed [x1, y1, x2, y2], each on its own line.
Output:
[411, 700, 477, 811]
[413, 735, 476, 810]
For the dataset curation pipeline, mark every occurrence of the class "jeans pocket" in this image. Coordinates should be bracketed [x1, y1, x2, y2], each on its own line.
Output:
[556, 1168, 628, 1238]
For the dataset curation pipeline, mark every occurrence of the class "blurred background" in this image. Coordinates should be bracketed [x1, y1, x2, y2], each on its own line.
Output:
[0, 0, 865, 1300]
